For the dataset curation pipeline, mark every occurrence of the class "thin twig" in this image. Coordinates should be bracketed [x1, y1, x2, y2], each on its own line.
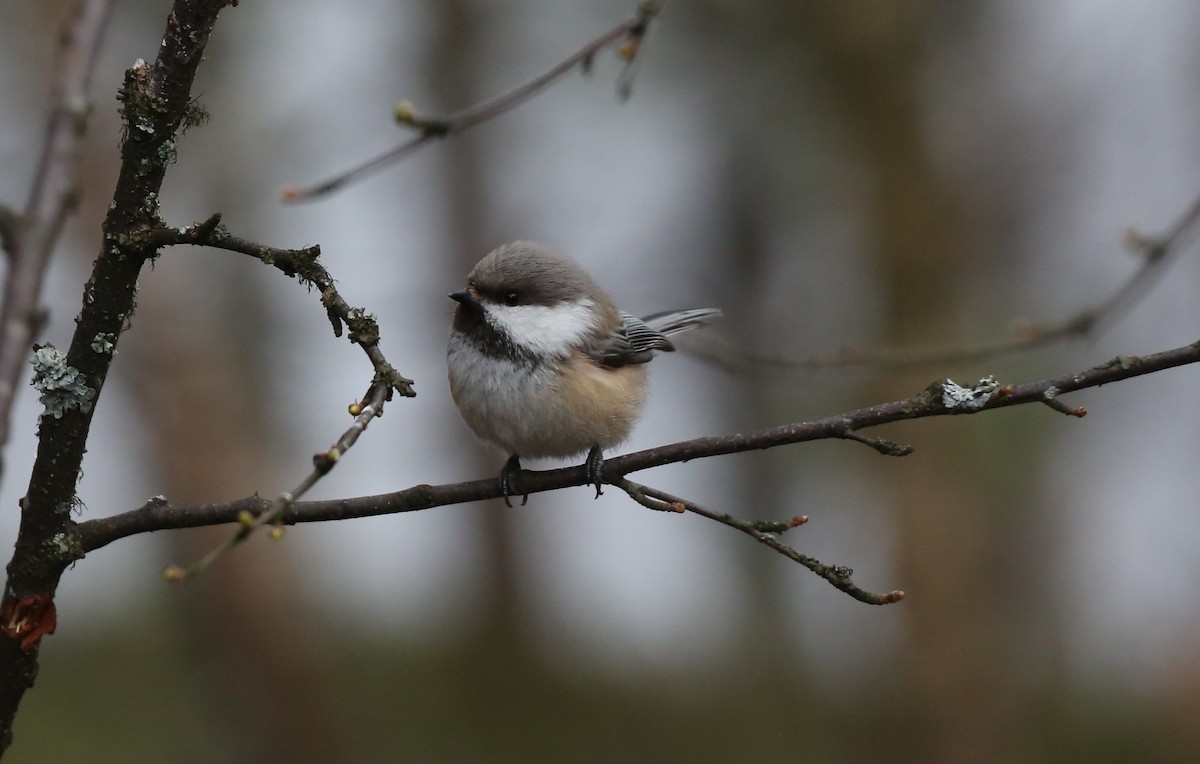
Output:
[1040, 386, 1087, 417]
[162, 380, 392, 580]
[0, 206, 19, 260]
[281, 1, 664, 202]
[0, 0, 114, 482]
[838, 425, 913, 456]
[149, 215, 414, 576]
[152, 213, 415, 398]
[613, 478, 902, 605]
[692, 189, 1200, 374]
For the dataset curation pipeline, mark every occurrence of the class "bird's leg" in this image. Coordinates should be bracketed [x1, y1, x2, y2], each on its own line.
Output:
[584, 445, 605, 498]
[500, 453, 528, 507]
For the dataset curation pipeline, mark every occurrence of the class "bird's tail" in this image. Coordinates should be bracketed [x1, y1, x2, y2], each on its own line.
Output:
[640, 308, 722, 337]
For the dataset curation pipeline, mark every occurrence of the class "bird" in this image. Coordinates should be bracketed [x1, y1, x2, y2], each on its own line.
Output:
[447, 241, 720, 505]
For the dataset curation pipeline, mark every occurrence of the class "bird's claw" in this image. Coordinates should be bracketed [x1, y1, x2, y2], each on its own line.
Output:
[585, 446, 604, 498]
[500, 454, 528, 507]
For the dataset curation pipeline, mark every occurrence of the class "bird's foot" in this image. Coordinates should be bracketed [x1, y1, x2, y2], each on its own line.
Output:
[500, 454, 528, 507]
[585, 446, 604, 499]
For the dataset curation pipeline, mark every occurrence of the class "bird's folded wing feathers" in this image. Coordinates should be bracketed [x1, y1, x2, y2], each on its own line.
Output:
[585, 308, 721, 368]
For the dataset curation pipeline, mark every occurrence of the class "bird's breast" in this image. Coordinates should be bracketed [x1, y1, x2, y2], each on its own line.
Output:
[448, 335, 646, 459]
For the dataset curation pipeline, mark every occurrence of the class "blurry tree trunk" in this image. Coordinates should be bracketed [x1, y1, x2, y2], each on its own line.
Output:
[801, 3, 1040, 762]
[428, 0, 525, 652]
[718, 160, 806, 676]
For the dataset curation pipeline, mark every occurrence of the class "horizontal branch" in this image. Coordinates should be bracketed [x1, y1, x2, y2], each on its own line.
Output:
[74, 337, 1200, 554]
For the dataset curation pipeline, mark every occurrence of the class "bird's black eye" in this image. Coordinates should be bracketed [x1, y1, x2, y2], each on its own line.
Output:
[503, 291, 520, 306]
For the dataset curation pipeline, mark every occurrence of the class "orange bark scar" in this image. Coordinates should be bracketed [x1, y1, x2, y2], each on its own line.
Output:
[1, 594, 57, 652]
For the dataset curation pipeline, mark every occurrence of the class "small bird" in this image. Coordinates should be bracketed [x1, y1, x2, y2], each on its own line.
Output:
[447, 241, 720, 505]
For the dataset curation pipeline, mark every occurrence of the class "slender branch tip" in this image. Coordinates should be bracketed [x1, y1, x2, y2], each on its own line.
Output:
[842, 428, 914, 457]
[1040, 387, 1086, 417]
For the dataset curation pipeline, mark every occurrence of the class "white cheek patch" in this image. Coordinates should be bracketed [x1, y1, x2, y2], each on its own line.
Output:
[484, 299, 598, 357]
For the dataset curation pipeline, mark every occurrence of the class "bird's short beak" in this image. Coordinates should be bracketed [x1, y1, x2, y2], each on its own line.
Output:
[449, 290, 479, 308]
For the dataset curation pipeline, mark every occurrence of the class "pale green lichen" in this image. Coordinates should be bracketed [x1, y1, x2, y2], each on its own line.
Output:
[91, 333, 116, 354]
[941, 375, 1000, 411]
[29, 346, 96, 419]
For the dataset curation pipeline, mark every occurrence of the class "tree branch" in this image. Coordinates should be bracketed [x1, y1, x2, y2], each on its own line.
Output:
[151, 213, 416, 398]
[0, 0, 235, 754]
[73, 338, 1200, 594]
[0, 0, 114, 484]
[162, 377, 393, 579]
[281, 0, 664, 202]
[146, 214, 416, 576]
[613, 478, 901, 605]
[692, 189, 1200, 374]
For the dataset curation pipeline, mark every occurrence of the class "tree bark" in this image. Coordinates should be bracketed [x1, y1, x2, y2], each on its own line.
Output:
[0, 1, 233, 754]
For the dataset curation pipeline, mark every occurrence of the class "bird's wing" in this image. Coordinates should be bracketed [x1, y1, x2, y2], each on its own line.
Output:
[585, 309, 721, 368]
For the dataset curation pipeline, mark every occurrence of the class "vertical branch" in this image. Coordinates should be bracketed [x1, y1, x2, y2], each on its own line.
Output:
[0, 0, 234, 754]
[0, 0, 114, 482]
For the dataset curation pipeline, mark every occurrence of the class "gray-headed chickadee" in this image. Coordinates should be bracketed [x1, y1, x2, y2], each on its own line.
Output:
[448, 241, 720, 505]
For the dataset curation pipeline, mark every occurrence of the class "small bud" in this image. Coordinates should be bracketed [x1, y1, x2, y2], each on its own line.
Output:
[1122, 226, 1147, 252]
[348, 402, 362, 416]
[1010, 319, 1037, 341]
[162, 565, 186, 582]
[617, 37, 640, 62]
[269, 525, 285, 541]
[236, 510, 255, 528]
[789, 515, 809, 528]
[394, 100, 416, 124]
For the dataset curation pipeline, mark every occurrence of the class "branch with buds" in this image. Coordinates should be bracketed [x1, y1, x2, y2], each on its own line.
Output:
[72, 337, 1200, 603]
[281, 1, 665, 202]
[147, 213, 414, 577]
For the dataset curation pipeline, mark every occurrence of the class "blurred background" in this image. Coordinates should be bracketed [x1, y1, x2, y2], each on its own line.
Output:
[4, 0, 1200, 761]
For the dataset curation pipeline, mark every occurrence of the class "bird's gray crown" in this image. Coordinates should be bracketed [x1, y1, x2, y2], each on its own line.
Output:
[468, 241, 614, 309]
